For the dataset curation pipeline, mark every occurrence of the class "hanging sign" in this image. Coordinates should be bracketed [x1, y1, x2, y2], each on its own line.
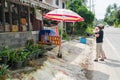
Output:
[35, 9, 42, 20]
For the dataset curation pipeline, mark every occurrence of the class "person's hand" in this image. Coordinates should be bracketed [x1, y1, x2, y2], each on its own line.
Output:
[95, 33, 99, 37]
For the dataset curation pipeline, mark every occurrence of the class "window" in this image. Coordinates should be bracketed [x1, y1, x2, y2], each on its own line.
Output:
[11, 4, 19, 32]
[0, 1, 30, 33]
[19, 5, 29, 31]
[0, 1, 11, 32]
[4, 1, 10, 32]
[56, 0, 59, 6]
[30, 8, 42, 31]
[62, 2, 65, 8]
[11, 3, 29, 32]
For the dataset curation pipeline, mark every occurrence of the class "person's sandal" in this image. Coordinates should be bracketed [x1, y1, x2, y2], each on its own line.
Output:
[100, 59, 104, 61]
[94, 59, 98, 62]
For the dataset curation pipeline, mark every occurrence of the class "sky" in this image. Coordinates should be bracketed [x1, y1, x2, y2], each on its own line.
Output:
[93, 0, 120, 19]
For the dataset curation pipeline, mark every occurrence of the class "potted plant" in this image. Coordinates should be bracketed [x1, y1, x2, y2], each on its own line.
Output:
[25, 44, 34, 60]
[7, 49, 15, 67]
[10, 49, 24, 69]
[38, 49, 46, 58]
[25, 44, 39, 59]
[0, 64, 8, 80]
[25, 43, 46, 59]
[25, 39, 34, 49]
[31, 44, 46, 59]
[0, 42, 10, 64]
[20, 49, 30, 67]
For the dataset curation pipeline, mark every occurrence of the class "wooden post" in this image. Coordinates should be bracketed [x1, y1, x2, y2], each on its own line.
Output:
[8, 1, 12, 32]
[18, 5, 21, 31]
[27, 6, 30, 31]
[2, 0, 5, 32]
[41, 9, 44, 30]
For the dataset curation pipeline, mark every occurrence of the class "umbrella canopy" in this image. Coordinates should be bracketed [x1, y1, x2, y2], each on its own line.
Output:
[44, 9, 84, 22]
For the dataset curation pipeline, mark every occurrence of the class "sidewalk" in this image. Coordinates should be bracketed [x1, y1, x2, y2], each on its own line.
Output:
[7, 38, 93, 80]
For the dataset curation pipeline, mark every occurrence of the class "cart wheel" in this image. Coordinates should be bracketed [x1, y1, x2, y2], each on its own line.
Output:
[57, 53, 62, 58]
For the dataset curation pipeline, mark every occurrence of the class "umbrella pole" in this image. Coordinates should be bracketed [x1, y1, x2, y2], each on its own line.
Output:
[57, 21, 63, 58]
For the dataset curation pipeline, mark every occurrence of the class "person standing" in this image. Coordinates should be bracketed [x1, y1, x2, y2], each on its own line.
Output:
[94, 25, 106, 62]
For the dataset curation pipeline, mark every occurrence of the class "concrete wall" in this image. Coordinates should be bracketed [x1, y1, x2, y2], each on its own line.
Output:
[31, 31, 39, 44]
[0, 32, 33, 49]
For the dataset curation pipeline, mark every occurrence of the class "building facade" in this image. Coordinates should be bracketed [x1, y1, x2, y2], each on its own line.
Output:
[0, 0, 66, 48]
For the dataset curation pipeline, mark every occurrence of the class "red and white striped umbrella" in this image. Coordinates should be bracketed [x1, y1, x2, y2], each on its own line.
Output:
[44, 9, 84, 22]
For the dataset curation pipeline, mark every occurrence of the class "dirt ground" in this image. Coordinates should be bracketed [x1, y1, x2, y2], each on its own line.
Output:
[7, 38, 94, 80]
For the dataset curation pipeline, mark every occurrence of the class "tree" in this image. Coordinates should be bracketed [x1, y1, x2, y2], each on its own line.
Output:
[104, 3, 120, 27]
[113, 3, 117, 11]
[66, 0, 95, 35]
[115, 10, 120, 27]
[116, 10, 120, 21]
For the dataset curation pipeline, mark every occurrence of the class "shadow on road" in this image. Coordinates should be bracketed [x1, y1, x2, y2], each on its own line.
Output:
[98, 58, 120, 68]
[105, 59, 120, 67]
[85, 70, 109, 80]
[107, 58, 120, 63]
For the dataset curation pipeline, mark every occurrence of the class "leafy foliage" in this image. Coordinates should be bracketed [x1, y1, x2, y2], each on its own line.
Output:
[0, 64, 8, 76]
[0, 42, 11, 60]
[66, 0, 95, 35]
[104, 3, 120, 27]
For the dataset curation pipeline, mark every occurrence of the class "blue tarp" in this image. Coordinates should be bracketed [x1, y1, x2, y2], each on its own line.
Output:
[39, 30, 56, 41]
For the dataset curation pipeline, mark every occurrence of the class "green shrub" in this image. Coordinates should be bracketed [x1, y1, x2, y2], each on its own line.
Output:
[0, 64, 8, 77]
[85, 26, 94, 35]
[25, 39, 34, 47]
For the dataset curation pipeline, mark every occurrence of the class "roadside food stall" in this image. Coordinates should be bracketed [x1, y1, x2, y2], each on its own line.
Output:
[43, 9, 84, 58]
[39, 24, 61, 50]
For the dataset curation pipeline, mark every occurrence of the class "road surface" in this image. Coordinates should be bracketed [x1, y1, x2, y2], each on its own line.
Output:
[89, 27, 120, 80]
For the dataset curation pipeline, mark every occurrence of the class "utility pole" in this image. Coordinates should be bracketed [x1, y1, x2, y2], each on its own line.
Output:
[89, 0, 92, 11]
[89, 0, 94, 13]
[92, 0, 95, 14]
[89, 0, 96, 26]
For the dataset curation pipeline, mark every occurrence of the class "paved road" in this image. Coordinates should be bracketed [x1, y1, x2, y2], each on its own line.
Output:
[90, 27, 120, 80]
[104, 27, 120, 57]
